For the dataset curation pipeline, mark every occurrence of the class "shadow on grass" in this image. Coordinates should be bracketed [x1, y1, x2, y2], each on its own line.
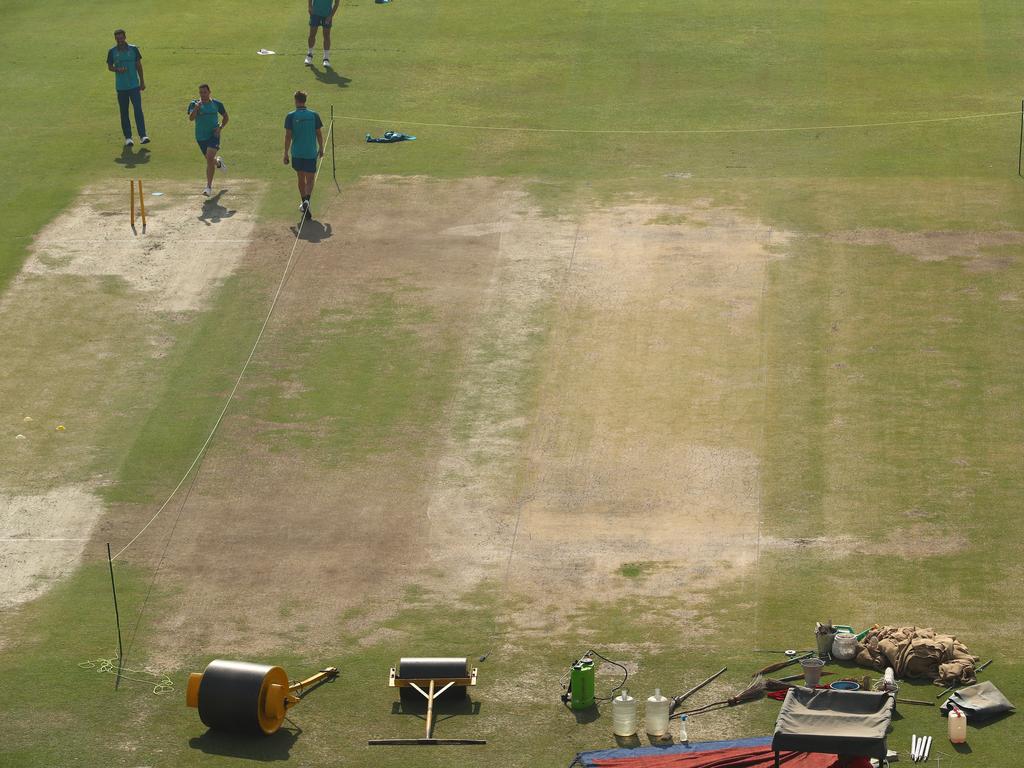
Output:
[310, 65, 352, 88]
[290, 218, 332, 243]
[385, 692, 482, 738]
[188, 722, 301, 761]
[115, 146, 151, 168]
[568, 704, 600, 725]
[198, 190, 237, 225]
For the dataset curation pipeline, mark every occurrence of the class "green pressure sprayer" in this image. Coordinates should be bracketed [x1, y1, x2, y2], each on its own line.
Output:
[561, 650, 627, 711]
[568, 656, 596, 710]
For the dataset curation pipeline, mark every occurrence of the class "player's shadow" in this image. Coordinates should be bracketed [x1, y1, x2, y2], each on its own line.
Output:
[291, 217, 332, 243]
[198, 191, 237, 225]
[115, 146, 151, 168]
[311, 65, 351, 88]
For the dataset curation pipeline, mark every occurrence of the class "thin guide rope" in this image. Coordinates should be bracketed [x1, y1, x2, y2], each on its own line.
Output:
[111, 120, 335, 561]
[335, 108, 1017, 136]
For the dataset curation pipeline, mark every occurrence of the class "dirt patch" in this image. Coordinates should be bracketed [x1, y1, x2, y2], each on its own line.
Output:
[425, 201, 792, 602]
[830, 229, 1024, 271]
[93, 181, 793, 663]
[23, 181, 263, 312]
[109, 177, 543, 663]
[0, 487, 103, 611]
[0, 180, 264, 611]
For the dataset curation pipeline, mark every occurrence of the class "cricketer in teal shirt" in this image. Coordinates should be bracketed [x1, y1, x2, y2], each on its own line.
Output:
[307, 0, 340, 68]
[106, 29, 148, 144]
[311, 0, 337, 16]
[107, 43, 141, 91]
[188, 84, 230, 194]
[188, 92, 227, 148]
[283, 91, 325, 215]
[284, 107, 324, 161]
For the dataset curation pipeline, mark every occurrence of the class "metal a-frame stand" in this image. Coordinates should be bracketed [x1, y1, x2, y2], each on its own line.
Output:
[368, 665, 485, 745]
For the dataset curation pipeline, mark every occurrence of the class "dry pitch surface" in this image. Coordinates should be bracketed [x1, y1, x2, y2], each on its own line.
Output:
[3, 177, 791, 667]
[1, 182, 262, 616]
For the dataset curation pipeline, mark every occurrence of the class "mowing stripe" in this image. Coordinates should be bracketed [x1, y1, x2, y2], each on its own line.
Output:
[0, 538, 91, 542]
[110, 120, 336, 562]
[334, 109, 1018, 135]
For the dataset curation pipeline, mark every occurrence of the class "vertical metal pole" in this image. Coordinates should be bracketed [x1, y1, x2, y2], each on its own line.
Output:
[107, 543, 125, 689]
[1018, 99, 1023, 177]
[331, 105, 337, 182]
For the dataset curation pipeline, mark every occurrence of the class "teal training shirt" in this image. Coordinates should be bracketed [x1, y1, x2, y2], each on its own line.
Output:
[107, 44, 141, 91]
[188, 99, 227, 141]
[312, 0, 335, 16]
[285, 108, 323, 159]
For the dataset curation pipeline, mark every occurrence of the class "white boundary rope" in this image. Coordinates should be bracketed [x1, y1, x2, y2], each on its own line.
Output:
[111, 119, 335, 561]
[335, 109, 1017, 135]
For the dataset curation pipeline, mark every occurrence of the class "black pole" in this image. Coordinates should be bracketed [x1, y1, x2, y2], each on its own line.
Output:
[107, 543, 124, 689]
[1011, 98, 1019, 177]
[331, 104, 337, 184]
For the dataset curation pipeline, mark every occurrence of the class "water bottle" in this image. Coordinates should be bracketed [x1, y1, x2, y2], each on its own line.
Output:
[611, 689, 637, 736]
[948, 706, 967, 744]
[678, 713, 688, 743]
[645, 688, 670, 737]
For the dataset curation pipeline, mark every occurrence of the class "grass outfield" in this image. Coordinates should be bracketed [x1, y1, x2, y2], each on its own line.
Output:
[2, 1, 1024, 766]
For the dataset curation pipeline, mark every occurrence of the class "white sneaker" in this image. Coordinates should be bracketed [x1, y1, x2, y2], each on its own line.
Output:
[124, 138, 134, 147]
[304, 54, 313, 66]
[140, 136, 150, 144]
[215, 156, 226, 172]
[323, 58, 330, 68]
[203, 187, 212, 197]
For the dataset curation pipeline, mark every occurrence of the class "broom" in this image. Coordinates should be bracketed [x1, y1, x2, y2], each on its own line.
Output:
[756, 651, 815, 676]
[669, 666, 728, 715]
[672, 674, 768, 717]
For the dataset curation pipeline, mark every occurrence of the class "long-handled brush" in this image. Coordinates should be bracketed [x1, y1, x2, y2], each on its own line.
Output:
[673, 674, 767, 717]
[669, 667, 727, 715]
[756, 651, 815, 676]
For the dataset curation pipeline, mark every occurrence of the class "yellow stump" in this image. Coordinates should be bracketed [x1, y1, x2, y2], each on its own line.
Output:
[138, 179, 146, 231]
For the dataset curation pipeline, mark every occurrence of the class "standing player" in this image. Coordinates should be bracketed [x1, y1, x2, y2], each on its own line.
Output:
[187, 84, 229, 196]
[283, 91, 324, 217]
[106, 29, 149, 146]
[305, 0, 341, 68]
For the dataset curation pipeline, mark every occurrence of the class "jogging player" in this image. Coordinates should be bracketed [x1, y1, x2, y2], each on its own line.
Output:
[283, 90, 324, 217]
[305, 0, 341, 68]
[187, 84, 229, 196]
[106, 29, 149, 146]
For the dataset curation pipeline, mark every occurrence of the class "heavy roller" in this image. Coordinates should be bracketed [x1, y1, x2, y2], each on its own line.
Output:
[369, 657, 485, 745]
[186, 659, 338, 735]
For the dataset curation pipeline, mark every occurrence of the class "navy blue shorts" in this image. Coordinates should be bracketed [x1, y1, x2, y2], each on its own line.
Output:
[292, 156, 317, 173]
[309, 14, 333, 28]
[197, 136, 221, 154]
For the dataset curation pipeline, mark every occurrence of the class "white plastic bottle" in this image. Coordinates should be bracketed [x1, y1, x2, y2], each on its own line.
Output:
[645, 688, 670, 737]
[612, 689, 637, 737]
[948, 707, 967, 744]
[678, 713, 689, 743]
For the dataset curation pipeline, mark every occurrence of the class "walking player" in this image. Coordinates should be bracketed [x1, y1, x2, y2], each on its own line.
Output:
[283, 91, 324, 217]
[305, 0, 340, 68]
[106, 29, 149, 146]
[187, 84, 229, 196]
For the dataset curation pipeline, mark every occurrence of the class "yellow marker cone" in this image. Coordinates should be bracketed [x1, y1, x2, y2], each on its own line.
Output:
[56, 425, 66, 431]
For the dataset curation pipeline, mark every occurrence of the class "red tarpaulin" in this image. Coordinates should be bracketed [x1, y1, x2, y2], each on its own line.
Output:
[576, 737, 872, 768]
